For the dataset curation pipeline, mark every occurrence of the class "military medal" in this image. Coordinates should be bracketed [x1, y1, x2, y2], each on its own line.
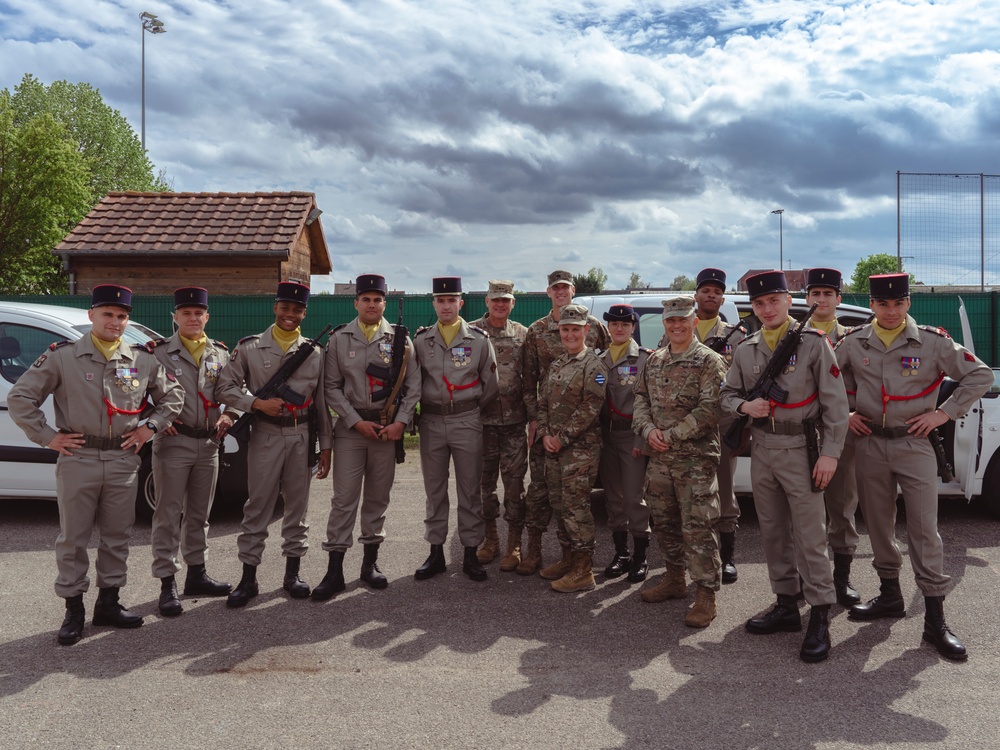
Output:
[115, 367, 139, 392]
[451, 346, 472, 367]
[205, 362, 221, 382]
[901, 356, 920, 377]
[617, 365, 637, 386]
[784, 354, 796, 374]
[379, 341, 393, 365]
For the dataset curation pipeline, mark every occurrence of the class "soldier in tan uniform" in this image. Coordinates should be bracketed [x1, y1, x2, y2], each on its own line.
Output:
[720, 270, 849, 663]
[536, 304, 607, 593]
[595, 304, 651, 582]
[150, 287, 238, 617]
[216, 282, 332, 607]
[471, 280, 529, 570]
[692, 268, 746, 584]
[8, 285, 183, 645]
[313, 274, 421, 599]
[518, 270, 610, 575]
[836, 273, 992, 661]
[412, 277, 499, 582]
[634, 296, 727, 627]
[803, 267, 861, 607]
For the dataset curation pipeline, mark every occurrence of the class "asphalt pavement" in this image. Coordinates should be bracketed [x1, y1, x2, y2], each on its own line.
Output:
[1, 460, 998, 750]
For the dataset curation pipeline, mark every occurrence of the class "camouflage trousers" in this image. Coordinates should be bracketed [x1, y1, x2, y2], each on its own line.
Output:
[545, 435, 601, 552]
[524, 439, 553, 533]
[481, 423, 528, 525]
[646, 451, 722, 590]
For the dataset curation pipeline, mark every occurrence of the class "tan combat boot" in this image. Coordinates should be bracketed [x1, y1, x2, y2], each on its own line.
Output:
[477, 518, 500, 563]
[639, 564, 688, 603]
[539, 545, 573, 580]
[515, 529, 543, 576]
[684, 586, 717, 628]
[499, 524, 523, 572]
[551, 552, 596, 593]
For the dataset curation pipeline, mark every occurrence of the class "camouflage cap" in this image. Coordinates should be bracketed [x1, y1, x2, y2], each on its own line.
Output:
[662, 296, 696, 319]
[547, 269, 574, 287]
[558, 304, 590, 326]
[486, 280, 515, 300]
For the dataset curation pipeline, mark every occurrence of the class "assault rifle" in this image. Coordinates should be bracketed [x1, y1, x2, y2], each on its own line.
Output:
[228, 323, 334, 442]
[723, 304, 819, 452]
[707, 322, 746, 354]
[381, 298, 411, 463]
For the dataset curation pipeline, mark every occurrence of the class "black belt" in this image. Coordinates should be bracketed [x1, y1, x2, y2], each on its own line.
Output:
[868, 425, 913, 439]
[81, 435, 126, 450]
[257, 409, 313, 428]
[751, 419, 808, 436]
[421, 401, 479, 416]
[172, 423, 215, 439]
[355, 408, 385, 421]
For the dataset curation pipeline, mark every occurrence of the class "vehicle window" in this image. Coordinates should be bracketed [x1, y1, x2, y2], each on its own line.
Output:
[634, 309, 665, 348]
[0, 323, 67, 384]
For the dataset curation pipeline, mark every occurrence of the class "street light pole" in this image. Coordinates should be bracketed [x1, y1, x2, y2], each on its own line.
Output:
[140, 12, 166, 153]
[771, 209, 784, 270]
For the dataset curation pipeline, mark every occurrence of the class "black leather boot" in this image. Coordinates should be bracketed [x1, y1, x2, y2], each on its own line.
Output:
[58, 594, 86, 646]
[627, 536, 649, 583]
[360, 544, 388, 589]
[719, 531, 738, 584]
[746, 594, 802, 634]
[833, 553, 861, 606]
[414, 544, 446, 580]
[283, 556, 311, 598]
[604, 531, 631, 578]
[312, 551, 346, 600]
[923, 595, 967, 661]
[184, 563, 232, 596]
[93, 587, 143, 628]
[800, 605, 832, 662]
[849, 577, 905, 620]
[463, 546, 488, 581]
[226, 563, 259, 608]
[158, 575, 183, 617]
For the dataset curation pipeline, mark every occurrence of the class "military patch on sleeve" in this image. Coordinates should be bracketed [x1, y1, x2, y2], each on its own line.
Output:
[595, 373, 606, 385]
[830, 364, 840, 378]
[965, 352, 975, 362]
[33, 354, 47, 367]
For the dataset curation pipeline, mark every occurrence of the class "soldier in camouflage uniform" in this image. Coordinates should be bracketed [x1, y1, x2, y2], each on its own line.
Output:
[518, 270, 610, 575]
[596, 304, 652, 583]
[691, 268, 746, 584]
[633, 296, 726, 628]
[471, 280, 529, 570]
[536, 304, 608, 593]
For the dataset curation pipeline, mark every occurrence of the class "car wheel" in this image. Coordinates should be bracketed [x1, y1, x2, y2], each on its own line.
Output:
[135, 450, 157, 522]
[981, 453, 1000, 519]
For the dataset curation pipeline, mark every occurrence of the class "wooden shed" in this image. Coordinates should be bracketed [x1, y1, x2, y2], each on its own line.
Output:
[54, 191, 332, 295]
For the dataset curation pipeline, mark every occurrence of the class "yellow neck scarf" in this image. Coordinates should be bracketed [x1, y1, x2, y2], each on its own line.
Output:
[180, 333, 207, 366]
[271, 325, 301, 353]
[809, 318, 837, 335]
[90, 333, 122, 361]
[873, 320, 907, 349]
[696, 317, 719, 342]
[437, 320, 462, 347]
[608, 342, 630, 364]
[359, 320, 381, 342]
[761, 318, 792, 352]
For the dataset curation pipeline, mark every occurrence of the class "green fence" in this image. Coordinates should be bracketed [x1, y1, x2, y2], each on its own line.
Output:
[4, 292, 996, 365]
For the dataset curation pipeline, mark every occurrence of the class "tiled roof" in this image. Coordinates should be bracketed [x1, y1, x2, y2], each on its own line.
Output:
[55, 191, 331, 271]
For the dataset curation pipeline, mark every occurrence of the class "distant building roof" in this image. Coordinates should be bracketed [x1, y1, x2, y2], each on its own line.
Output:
[55, 191, 332, 274]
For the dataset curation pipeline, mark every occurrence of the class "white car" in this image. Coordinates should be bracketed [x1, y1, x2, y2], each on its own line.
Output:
[0, 302, 248, 518]
[574, 292, 1000, 517]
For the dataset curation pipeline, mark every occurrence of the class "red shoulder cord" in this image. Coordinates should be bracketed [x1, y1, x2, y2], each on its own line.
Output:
[880, 371, 945, 427]
[607, 393, 632, 419]
[198, 392, 220, 429]
[767, 392, 818, 431]
[368, 375, 385, 397]
[104, 397, 150, 439]
[283, 397, 313, 426]
[442, 375, 480, 403]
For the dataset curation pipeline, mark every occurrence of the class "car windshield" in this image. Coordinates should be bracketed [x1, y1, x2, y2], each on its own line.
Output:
[72, 323, 162, 345]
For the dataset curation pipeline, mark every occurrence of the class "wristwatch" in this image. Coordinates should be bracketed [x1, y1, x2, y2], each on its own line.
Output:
[146, 422, 159, 434]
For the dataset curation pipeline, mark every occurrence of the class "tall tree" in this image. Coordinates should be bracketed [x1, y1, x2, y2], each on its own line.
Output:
[669, 274, 696, 291]
[627, 272, 651, 290]
[573, 267, 608, 294]
[0, 75, 168, 293]
[850, 253, 916, 296]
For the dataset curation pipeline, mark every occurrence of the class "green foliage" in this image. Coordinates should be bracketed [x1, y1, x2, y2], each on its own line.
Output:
[573, 267, 608, 294]
[850, 253, 916, 296]
[669, 274, 696, 291]
[627, 272, 651, 290]
[0, 74, 168, 293]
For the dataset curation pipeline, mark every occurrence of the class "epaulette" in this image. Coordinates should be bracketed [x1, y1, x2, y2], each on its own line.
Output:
[147, 337, 169, 349]
[414, 326, 431, 336]
[918, 324, 951, 339]
[332, 323, 348, 333]
[841, 325, 865, 338]
[803, 328, 826, 336]
[212, 339, 228, 351]
[640, 347, 654, 354]
[238, 334, 261, 345]
[48, 340, 72, 351]
[468, 324, 488, 337]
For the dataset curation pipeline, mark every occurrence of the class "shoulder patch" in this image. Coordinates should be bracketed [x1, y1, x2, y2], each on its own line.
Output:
[918, 324, 951, 339]
[238, 334, 261, 345]
[32, 354, 47, 367]
[49, 339, 72, 351]
[594, 372, 606, 385]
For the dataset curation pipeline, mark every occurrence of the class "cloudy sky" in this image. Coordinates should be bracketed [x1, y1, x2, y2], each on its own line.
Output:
[2, 0, 999, 293]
